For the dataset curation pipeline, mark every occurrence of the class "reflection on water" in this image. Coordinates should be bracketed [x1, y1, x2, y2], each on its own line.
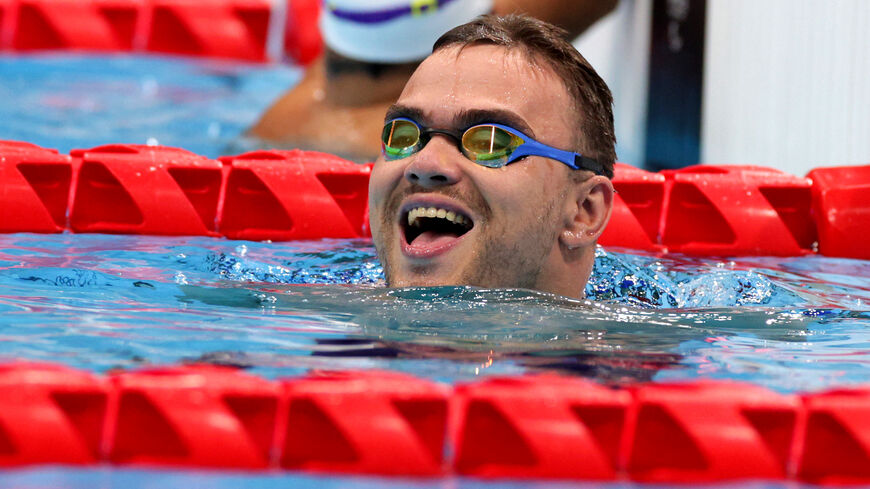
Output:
[0, 233, 868, 391]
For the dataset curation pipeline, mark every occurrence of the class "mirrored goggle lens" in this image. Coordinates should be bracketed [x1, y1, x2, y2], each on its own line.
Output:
[381, 119, 421, 160]
[461, 125, 524, 167]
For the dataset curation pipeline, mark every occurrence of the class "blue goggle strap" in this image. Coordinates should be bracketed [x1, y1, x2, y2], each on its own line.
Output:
[493, 124, 607, 176]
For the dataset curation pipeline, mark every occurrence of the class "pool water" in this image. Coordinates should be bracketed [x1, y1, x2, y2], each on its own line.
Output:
[0, 467, 813, 489]
[0, 54, 299, 158]
[1, 232, 868, 393]
[1, 54, 869, 488]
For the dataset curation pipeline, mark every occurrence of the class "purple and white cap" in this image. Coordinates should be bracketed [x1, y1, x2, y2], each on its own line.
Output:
[321, 0, 493, 63]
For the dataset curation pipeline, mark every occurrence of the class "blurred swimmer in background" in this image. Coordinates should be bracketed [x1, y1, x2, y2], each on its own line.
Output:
[249, 0, 617, 162]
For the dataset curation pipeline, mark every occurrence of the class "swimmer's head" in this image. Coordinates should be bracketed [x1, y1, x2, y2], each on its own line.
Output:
[368, 14, 616, 298]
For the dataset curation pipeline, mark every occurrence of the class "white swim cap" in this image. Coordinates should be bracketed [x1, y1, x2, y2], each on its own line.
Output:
[321, 0, 494, 63]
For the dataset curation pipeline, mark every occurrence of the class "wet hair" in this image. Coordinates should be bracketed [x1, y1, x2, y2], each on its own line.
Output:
[433, 14, 616, 178]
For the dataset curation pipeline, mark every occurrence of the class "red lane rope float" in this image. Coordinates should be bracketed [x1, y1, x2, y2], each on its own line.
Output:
[2, 139, 868, 259]
[0, 0, 322, 63]
[2, 362, 870, 484]
[808, 166, 870, 261]
[283, 0, 322, 65]
[0, 141, 372, 239]
[219, 149, 371, 241]
[281, 370, 449, 475]
[601, 163, 818, 256]
[69, 144, 224, 237]
[0, 141, 72, 234]
[453, 376, 631, 480]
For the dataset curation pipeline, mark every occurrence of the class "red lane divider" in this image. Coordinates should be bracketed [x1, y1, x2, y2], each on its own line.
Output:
[147, 0, 271, 61]
[600, 163, 666, 252]
[0, 0, 309, 61]
[219, 150, 371, 241]
[69, 144, 223, 236]
[808, 166, 870, 260]
[10, 0, 143, 51]
[453, 376, 630, 479]
[0, 0, 13, 49]
[602, 164, 818, 256]
[0, 363, 108, 466]
[284, 0, 321, 65]
[660, 165, 816, 256]
[0, 141, 73, 234]
[281, 370, 450, 475]
[3, 363, 870, 484]
[798, 388, 870, 484]
[0, 139, 868, 259]
[107, 366, 280, 468]
[626, 382, 799, 482]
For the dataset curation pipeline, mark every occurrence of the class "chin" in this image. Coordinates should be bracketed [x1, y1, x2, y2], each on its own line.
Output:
[386, 266, 462, 288]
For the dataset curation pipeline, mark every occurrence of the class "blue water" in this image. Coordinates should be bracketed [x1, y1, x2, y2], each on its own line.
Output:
[0, 467, 812, 489]
[1, 54, 869, 488]
[0, 54, 298, 158]
[1, 232, 868, 392]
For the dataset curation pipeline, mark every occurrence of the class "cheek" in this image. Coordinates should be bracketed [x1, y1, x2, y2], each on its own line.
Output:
[477, 164, 564, 223]
[368, 162, 398, 233]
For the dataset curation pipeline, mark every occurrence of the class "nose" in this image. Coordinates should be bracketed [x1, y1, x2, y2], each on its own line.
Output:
[403, 136, 463, 188]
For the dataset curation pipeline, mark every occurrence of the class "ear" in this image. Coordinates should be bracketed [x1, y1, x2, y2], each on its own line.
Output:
[559, 175, 614, 249]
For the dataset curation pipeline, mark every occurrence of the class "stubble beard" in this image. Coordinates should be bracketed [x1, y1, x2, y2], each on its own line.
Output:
[458, 194, 562, 291]
[376, 182, 564, 291]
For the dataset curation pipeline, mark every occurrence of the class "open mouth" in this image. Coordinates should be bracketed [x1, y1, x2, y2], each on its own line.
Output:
[402, 206, 474, 248]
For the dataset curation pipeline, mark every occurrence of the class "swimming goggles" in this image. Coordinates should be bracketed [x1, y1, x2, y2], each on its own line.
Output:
[381, 117, 606, 174]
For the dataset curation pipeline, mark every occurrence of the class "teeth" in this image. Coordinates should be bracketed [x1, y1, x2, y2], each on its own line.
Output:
[406, 206, 471, 228]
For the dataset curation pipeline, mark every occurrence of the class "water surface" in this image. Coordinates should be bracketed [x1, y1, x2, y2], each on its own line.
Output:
[1, 233, 867, 392]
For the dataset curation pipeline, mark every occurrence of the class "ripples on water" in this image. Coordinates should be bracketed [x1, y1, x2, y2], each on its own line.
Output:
[0, 233, 868, 392]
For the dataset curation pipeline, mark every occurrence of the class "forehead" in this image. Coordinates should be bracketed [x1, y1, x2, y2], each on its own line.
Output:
[397, 44, 576, 141]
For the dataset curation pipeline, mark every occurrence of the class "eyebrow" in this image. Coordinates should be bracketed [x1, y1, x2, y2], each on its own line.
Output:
[454, 108, 535, 138]
[384, 104, 536, 138]
[384, 104, 425, 124]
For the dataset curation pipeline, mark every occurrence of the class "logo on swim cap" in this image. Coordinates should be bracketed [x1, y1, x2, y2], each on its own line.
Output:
[321, 0, 493, 63]
[411, 0, 439, 17]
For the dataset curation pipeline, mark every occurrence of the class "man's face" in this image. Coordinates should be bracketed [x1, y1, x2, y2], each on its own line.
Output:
[368, 44, 582, 292]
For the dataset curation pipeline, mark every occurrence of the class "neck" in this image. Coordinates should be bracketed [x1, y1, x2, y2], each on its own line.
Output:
[537, 244, 596, 299]
[323, 49, 420, 106]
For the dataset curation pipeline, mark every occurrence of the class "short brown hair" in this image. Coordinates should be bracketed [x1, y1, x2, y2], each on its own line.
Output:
[433, 14, 616, 178]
